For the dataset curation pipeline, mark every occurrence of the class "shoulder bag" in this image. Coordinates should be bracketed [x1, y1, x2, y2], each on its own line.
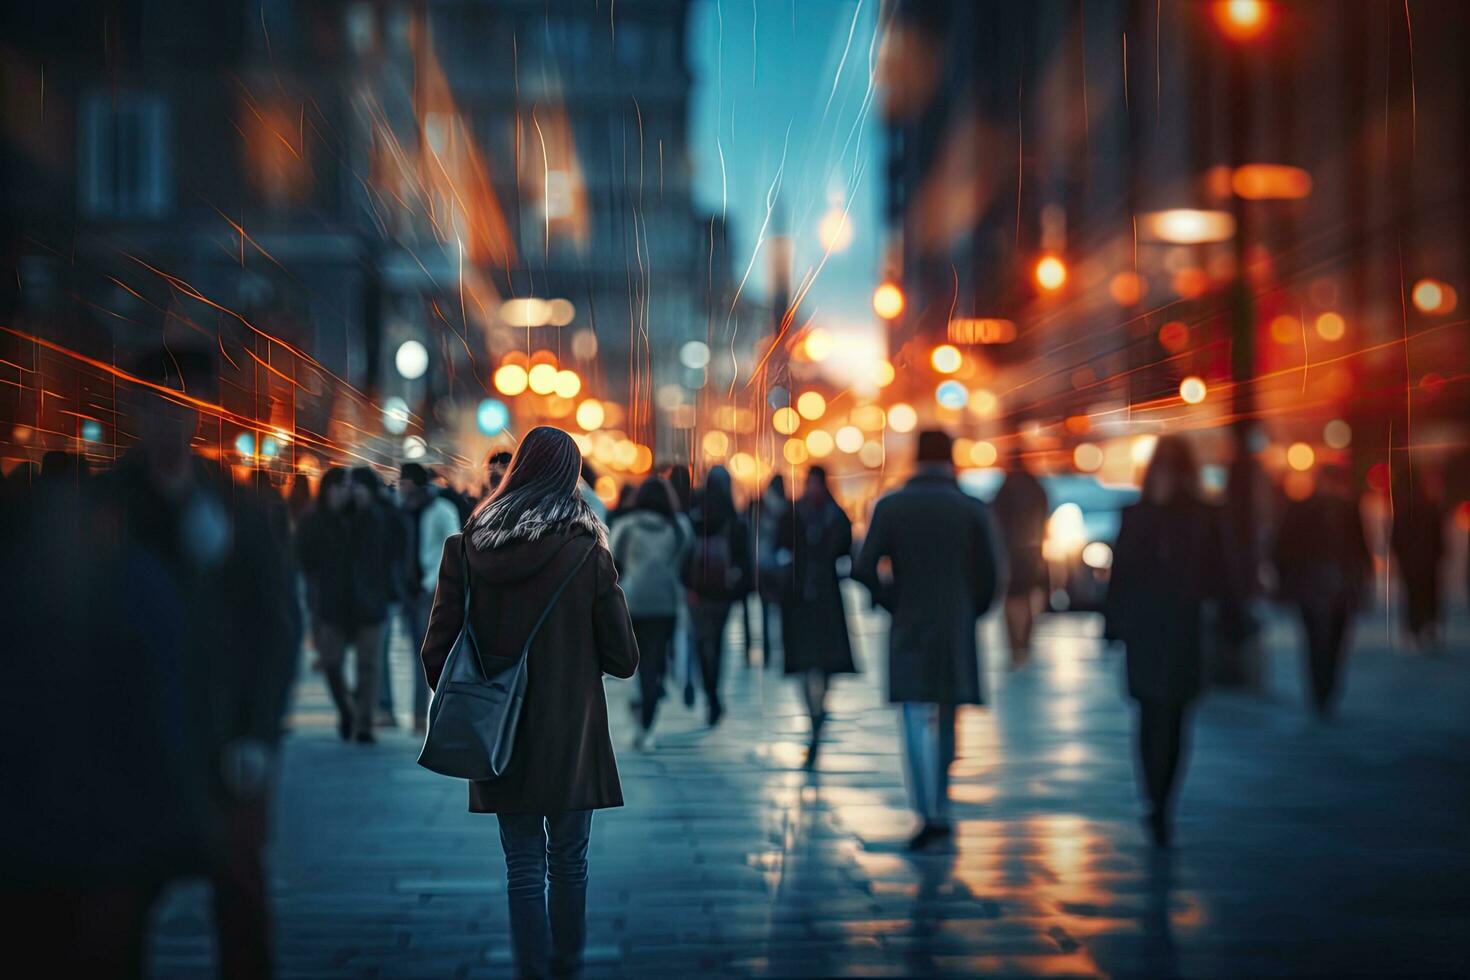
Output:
[417, 538, 593, 781]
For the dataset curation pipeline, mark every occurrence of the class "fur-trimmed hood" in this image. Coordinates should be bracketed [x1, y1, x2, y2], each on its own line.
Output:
[465, 489, 608, 552]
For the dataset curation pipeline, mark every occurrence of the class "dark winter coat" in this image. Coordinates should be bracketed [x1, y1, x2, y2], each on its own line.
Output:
[853, 469, 1002, 704]
[1104, 499, 1232, 704]
[778, 495, 857, 676]
[420, 527, 639, 814]
[297, 502, 396, 629]
[990, 469, 1049, 595]
[1273, 495, 1370, 606]
[682, 510, 754, 601]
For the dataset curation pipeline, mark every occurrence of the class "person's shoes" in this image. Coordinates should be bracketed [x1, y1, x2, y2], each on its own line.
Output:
[707, 698, 723, 728]
[1146, 810, 1171, 848]
[683, 681, 696, 708]
[907, 822, 953, 852]
[802, 739, 820, 771]
[633, 729, 656, 752]
[337, 713, 353, 741]
[354, 731, 377, 745]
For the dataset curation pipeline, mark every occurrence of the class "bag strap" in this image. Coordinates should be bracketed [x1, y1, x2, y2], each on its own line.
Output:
[518, 541, 596, 659]
[459, 533, 472, 620]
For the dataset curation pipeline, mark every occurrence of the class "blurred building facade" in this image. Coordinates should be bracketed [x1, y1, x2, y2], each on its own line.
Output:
[0, 0, 734, 477]
[879, 0, 1470, 493]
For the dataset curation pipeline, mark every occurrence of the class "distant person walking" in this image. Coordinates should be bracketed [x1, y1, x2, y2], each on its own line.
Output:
[750, 474, 790, 669]
[777, 467, 857, 769]
[682, 465, 753, 726]
[1390, 465, 1445, 650]
[609, 477, 689, 750]
[398, 462, 463, 732]
[854, 431, 1002, 851]
[1104, 436, 1231, 847]
[297, 467, 396, 743]
[990, 450, 1049, 668]
[420, 426, 638, 979]
[1273, 466, 1371, 717]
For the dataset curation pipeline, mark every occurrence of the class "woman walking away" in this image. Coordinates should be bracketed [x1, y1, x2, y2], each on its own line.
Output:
[420, 427, 639, 979]
[682, 465, 752, 726]
[297, 466, 396, 743]
[609, 477, 689, 751]
[1104, 436, 1231, 847]
[1390, 465, 1445, 651]
[777, 467, 857, 769]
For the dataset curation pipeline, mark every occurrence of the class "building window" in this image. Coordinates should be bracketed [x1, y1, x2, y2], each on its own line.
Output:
[79, 92, 171, 219]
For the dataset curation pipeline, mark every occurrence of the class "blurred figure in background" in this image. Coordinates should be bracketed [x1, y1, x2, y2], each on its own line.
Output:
[1105, 436, 1230, 847]
[431, 467, 476, 526]
[854, 431, 1001, 851]
[609, 477, 689, 750]
[777, 466, 857, 769]
[682, 465, 752, 727]
[357, 467, 410, 730]
[398, 462, 464, 733]
[1273, 466, 1371, 718]
[608, 483, 639, 527]
[663, 463, 697, 705]
[286, 473, 314, 527]
[579, 459, 609, 525]
[297, 466, 396, 743]
[3, 347, 298, 977]
[483, 449, 513, 500]
[1391, 465, 1446, 651]
[749, 473, 790, 669]
[990, 449, 1049, 668]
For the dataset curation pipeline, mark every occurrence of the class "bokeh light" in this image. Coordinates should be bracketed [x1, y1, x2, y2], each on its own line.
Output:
[1179, 376, 1208, 404]
[888, 403, 918, 433]
[796, 391, 827, 420]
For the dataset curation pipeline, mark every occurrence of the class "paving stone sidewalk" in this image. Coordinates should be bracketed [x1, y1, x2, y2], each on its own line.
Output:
[152, 596, 1470, 978]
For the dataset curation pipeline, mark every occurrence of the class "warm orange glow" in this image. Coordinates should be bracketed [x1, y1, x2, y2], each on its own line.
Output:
[968, 389, 999, 417]
[1269, 314, 1301, 345]
[1158, 321, 1190, 353]
[817, 207, 854, 252]
[1179, 376, 1208, 404]
[1232, 164, 1312, 200]
[575, 399, 604, 431]
[1214, 0, 1270, 41]
[1286, 442, 1316, 471]
[873, 360, 897, 387]
[1109, 271, 1146, 306]
[1073, 443, 1104, 472]
[527, 363, 559, 395]
[772, 407, 801, 435]
[783, 438, 809, 465]
[802, 327, 835, 362]
[1034, 255, 1068, 291]
[805, 430, 835, 458]
[494, 363, 529, 396]
[1139, 209, 1236, 245]
[796, 391, 827, 420]
[970, 441, 998, 468]
[1314, 312, 1346, 342]
[888, 403, 918, 433]
[930, 344, 963, 374]
[835, 425, 864, 453]
[702, 430, 730, 458]
[873, 282, 906, 319]
[948, 317, 1017, 344]
[552, 369, 581, 399]
[1411, 278, 1458, 315]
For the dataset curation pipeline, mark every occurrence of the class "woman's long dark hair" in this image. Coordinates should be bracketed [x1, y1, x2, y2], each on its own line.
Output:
[467, 426, 603, 548]
[632, 476, 677, 522]
[698, 465, 736, 531]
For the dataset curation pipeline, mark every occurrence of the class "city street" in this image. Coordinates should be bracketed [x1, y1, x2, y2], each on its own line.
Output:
[151, 596, 1470, 978]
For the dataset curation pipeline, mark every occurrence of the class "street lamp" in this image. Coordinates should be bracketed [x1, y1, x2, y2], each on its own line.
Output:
[395, 340, 429, 380]
[1213, 0, 1269, 41]
[1034, 254, 1068, 291]
[872, 282, 905, 320]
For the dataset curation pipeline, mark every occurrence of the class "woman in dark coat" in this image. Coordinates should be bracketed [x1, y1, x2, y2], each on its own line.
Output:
[1390, 465, 1445, 650]
[1104, 436, 1231, 847]
[682, 465, 752, 727]
[296, 466, 396, 742]
[420, 426, 638, 979]
[777, 466, 856, 768]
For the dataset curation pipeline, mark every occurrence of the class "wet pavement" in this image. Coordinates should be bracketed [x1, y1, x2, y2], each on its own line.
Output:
[152, 593, 1470, 977]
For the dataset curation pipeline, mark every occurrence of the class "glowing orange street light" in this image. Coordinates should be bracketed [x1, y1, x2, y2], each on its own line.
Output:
[873, 281, 905, 320]
[1179, 376, 1208, 404]
[1034, 254, 1068, 291]
[1214, 0, 1269, 41]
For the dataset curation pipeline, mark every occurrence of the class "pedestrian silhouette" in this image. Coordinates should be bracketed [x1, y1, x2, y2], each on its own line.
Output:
[990, 449, 1049, 668]
[1104, 435, 1232, 846]
[854, 430, 1001, 851]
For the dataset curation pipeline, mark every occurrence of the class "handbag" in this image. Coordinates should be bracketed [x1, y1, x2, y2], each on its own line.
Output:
[417, 537, 593, 781]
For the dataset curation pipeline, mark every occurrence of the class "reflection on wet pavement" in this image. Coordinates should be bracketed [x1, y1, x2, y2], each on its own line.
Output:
[150, 593, 1470, 976]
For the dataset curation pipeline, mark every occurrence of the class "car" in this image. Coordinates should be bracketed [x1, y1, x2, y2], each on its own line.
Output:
[961, 471, 1138, 612]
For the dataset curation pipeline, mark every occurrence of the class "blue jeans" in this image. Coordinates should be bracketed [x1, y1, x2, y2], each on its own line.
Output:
[497, 810, 593, 978]
[900, 703, 957, 825]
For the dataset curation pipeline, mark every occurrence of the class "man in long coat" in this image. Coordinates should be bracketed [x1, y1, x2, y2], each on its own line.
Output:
[854, 430, 1003, 850]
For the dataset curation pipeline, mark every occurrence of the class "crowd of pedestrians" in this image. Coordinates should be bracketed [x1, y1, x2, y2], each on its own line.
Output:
[4, 345, 1467, 978]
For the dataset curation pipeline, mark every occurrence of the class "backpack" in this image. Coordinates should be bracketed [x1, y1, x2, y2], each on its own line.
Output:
[683, 525, 740, 597]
